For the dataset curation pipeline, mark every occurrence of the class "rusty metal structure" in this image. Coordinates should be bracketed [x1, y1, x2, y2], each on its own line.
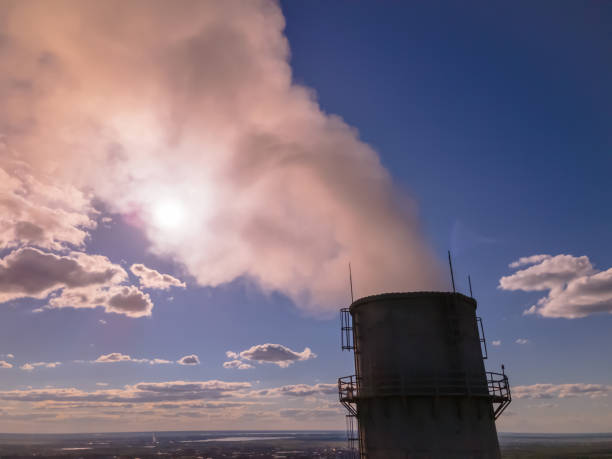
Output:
[339, 291, 511, 458]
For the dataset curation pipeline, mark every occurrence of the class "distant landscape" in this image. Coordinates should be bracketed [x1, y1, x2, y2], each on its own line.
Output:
[1, 431, 612, 458]
[500, 433, 612, 458]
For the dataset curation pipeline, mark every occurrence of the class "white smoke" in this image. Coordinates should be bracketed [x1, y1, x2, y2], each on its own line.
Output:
[0, 0, 443, 315]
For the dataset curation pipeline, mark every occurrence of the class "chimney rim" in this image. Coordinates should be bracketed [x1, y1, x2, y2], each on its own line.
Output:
[348, 291, 477, 312]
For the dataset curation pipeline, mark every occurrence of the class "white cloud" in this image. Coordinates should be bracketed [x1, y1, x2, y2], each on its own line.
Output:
[148, 359, 173, 365]
[177, 355, 200, 366]
[20, 362, 61, 371]
[94, 353, 172, 365]
[227, 343, 316, 368]
[95, 353, 133, 363]
[0, 159, 95, 251]
[99, 319, 107, 325]
[226, 351, 239, 359]
[279, 408, 341, 419]
[0, 380, 252, 403]
[492, 340, 501, 346]
[222, 360, 253, 370]
[513, 383, 610, 399]
[0, 0, 443, 316]
[509, 254, 552, 268]
[250, 383, 337, 398]
[95, 383, 109, 387]
[1, 353, 14, 359]
[0, 379, 343, 430]
[500, 254, 612, 318]
[0, 361, 13, 369]
[130, 264, 186, 290]
[515, 338, 529, 344]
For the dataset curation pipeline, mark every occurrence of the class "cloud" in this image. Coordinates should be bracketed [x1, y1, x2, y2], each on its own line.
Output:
[94, 353, 172, 365]
[0, 247, 153, 317]
[513, 383, 610, 399]
[500, 254, 612, 318]
[95, 353, 133, 363]
[95, 383, 109, 387]
[130, 264, 186, 290]
[99, 319, 107, 325]
[222, 360, 254, 370]
[279, 408, 341, 419]
[177, 355, 200, 366]
[129, 381, 249, 402]
[0, 159, 96, 251]
[49, 285, 153, 318]
[20, 362, 61, 371]
[0, 379, 342, 428]
[250, 383, 337, 398]
[1, 353, 15, 359]
[492, 340, 501, 346]
[515, 338, 529, 345]
[0, 0, 443, 315]
[0, 361, 13, 369]
[0, 380, 337, 405]
[509, 254, 552, 268]
[0, 380, 252, 404]
[105, 286, 153, 317]
[0, 247, 125, 303]
[228, 343, 316, 368]
[149, 358, 173, 365]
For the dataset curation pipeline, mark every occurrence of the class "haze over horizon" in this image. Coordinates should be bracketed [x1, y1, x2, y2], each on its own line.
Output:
[0, 0, 611, 434]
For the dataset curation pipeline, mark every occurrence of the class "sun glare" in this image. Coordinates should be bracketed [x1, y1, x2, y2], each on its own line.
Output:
[152, 199, 185, 230]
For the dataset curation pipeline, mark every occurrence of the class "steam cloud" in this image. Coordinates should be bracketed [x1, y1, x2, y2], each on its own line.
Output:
[0, 0, 442, 314]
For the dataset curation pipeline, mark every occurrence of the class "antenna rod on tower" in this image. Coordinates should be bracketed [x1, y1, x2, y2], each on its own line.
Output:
[349, 262, 354, 303]
[468, 275, 473, 297]
[448, 251, 456, 294]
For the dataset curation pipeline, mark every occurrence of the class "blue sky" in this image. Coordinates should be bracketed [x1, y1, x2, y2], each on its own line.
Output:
[0, 0, 611, 433]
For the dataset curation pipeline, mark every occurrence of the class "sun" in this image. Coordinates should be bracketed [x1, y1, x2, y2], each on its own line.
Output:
[152, 199, 185, 230]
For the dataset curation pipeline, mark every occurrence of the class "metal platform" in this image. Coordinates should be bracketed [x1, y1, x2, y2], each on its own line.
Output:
[339, 370, 511, 419]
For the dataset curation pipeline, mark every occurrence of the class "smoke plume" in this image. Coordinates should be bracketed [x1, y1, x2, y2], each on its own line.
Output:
[0, 0, 442, 314]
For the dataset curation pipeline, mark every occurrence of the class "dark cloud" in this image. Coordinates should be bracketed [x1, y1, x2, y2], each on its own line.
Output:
[0, 247, 125, 302]
[107, 286, 153, 316]
[177, 354, 200, 366]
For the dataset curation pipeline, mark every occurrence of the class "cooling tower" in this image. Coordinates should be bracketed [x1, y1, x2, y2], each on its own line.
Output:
[339, 292, 511, 459]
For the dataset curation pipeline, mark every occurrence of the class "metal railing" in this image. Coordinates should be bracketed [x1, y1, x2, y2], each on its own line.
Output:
[339, 370, 511, 418]
[339, 375, 359, 416]
[487, 371, 512, 419]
